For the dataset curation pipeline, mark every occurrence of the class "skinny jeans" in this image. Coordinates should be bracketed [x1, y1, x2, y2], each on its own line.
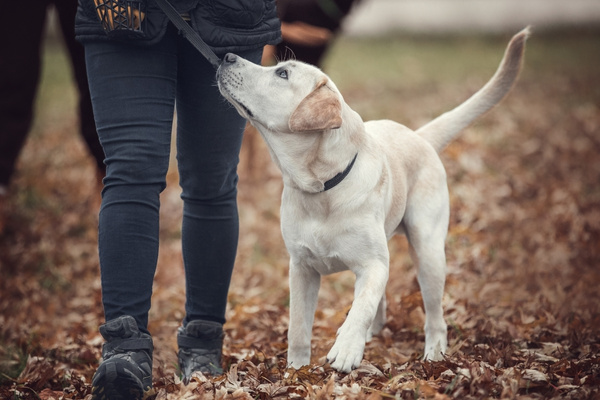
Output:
[84, 25, 261, 333]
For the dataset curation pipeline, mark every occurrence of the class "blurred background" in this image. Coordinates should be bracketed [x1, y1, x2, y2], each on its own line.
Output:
[1, 0, 599, 398]
[342, 0, 600, 35]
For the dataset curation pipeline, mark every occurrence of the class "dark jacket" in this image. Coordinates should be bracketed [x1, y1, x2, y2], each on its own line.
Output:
[75, 0, 281, 54]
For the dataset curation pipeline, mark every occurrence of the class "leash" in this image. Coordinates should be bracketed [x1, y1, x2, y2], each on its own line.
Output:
[151, 0, 354, 192]
[154, 0, 222, 69]
[153, 0, 354, 192]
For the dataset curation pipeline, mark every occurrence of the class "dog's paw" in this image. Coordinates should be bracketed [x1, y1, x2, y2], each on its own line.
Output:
[423, 337, 447, 361]
[326, 336, 365, 373]
[287, 347, 311, 369]
[423, 322, 448, 361]
[287, 355, 310, 369]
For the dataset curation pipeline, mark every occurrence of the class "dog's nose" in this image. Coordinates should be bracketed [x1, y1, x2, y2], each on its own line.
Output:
[224, 53, 237, 64]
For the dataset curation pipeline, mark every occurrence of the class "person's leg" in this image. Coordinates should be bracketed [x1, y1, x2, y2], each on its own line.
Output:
[176, 42, 262, 326]
[174, 36, 262, 379]
[84, 34, 177, 333]
[84, 27, 180, 400]
[0, 2, 49, 186]
[55, 0, 106, 177]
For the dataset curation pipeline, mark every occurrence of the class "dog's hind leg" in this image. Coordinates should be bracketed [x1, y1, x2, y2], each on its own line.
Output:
[287, 260, 321, 369]
[367, 294, 386, 342]
[404, 185, 449, 361]
[409, 241, 448, 361]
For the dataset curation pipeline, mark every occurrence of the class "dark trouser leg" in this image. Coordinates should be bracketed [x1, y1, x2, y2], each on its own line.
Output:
[84, 35, 178, 333]
[54, 0, 106, 176]
[175, 38, 262, 325]
[0, 2, 49, 185]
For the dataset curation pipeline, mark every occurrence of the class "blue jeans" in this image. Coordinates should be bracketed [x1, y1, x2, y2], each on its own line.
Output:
[84, 25, 261, 333]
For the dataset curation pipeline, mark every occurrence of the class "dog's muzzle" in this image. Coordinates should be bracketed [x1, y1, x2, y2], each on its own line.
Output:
[217, 55, 254, 119]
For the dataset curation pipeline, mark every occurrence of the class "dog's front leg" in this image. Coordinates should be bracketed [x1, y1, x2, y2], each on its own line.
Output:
[327, 262, 388, 372]
[287, 260, 321, 369]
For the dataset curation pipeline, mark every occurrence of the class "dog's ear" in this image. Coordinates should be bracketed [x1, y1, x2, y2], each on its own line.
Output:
[289, 81, 342, 132]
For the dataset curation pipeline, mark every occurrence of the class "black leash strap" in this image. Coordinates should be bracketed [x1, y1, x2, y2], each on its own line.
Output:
[154, 0, 222, 69]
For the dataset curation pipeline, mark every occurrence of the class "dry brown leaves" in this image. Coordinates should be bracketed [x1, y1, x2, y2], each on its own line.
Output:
[1, 31, 599, 399]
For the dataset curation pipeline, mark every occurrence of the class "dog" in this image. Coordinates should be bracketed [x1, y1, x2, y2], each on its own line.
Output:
[217, 28, 529, 372]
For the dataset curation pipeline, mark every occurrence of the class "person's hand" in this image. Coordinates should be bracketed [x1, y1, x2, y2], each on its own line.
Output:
[281, 21, 332, 47]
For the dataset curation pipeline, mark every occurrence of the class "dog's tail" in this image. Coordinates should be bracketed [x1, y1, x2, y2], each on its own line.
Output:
[416, 27, 530, 153]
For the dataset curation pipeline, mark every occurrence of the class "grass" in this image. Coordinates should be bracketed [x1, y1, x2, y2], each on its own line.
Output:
[324, 27, 600, 122]
[326, 34, 504, 88]
[31, 35, 78, 136]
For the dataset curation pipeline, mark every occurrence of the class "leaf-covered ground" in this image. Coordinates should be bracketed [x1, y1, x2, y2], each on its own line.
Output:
[1, 28, 599, 399]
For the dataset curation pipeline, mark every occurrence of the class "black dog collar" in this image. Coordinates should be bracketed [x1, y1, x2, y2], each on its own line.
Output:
[322, 153, 358, 192]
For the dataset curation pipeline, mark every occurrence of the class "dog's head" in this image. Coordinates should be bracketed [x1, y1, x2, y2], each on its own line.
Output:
[217, 54, 343, 134]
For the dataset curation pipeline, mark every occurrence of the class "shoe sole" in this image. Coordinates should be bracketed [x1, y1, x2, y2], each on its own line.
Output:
[92, 360, 148, 400]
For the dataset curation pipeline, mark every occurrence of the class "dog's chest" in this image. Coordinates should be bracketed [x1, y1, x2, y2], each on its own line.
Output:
[283, 216, 360, 275]
[297, 247, 348, 275]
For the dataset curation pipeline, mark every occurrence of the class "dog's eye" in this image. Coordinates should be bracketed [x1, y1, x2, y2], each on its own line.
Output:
[276, 68, 289, 80]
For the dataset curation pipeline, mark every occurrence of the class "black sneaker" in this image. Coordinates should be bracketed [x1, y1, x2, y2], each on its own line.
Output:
[177, 320, 224, 382]
[92, 316, 153, 400]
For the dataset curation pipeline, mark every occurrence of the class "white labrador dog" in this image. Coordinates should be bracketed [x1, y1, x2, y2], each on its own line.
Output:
[217, 28, 529, 372]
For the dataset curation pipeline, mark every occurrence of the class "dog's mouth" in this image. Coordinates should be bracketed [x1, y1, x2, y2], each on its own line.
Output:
[220, 86, 254, 119]
[217, 72, 254, 119]
[230, 94, 254, 119]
